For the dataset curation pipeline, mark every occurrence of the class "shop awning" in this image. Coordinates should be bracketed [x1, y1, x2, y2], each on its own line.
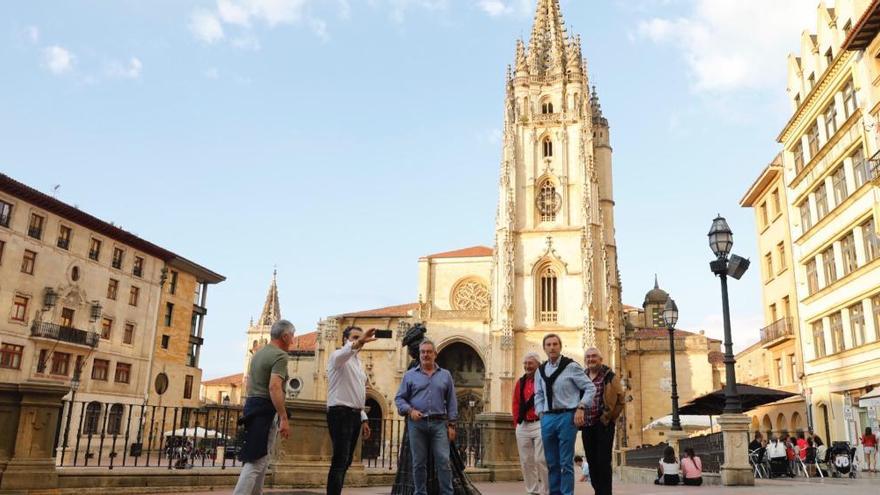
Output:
[859, 388, 880, 408]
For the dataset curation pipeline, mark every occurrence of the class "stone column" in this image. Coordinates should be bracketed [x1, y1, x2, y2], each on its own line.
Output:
[0, 382, 69, 491]
[717, 413, 754, 486]
[272, 399, 366, 488]
[476, 412, 521, 482]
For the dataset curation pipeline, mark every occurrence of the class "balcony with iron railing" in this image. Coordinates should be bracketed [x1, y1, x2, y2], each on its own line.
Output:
[31, 322, 100, 348]
[760, 317, 794, 348]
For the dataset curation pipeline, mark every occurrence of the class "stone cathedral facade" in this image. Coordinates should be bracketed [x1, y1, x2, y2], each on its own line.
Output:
[305, 0, 623, 419]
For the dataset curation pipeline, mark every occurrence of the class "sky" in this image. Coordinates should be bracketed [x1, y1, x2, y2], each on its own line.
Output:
[0, 0, 823, 379]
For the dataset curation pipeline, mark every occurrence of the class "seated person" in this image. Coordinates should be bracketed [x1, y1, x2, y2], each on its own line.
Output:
[766, 435, 790, 478]
[680, 447, 703, 486]
[654, 446, 681, 486]
[575, 455, 590, 482]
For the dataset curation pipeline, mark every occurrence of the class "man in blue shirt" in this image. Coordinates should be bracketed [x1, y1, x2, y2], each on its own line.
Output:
[534, 334, 596, 495]
[395, 339, 458, 495]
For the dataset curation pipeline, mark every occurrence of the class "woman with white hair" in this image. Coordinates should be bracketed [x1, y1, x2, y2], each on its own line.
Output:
[513, 351, 549, 495]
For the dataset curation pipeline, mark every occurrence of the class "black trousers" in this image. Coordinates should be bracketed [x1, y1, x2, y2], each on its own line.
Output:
[326, 407, 363, 495]
[582, 422, 615, 495]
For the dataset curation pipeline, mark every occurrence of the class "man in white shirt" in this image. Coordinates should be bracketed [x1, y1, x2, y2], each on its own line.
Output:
[326, 326, 377, 495]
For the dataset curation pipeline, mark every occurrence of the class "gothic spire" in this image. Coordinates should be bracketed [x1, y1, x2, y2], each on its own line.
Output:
[258, 269, 281, 326]
[527, 0, 568, 76]
[591, 85, 608, 127]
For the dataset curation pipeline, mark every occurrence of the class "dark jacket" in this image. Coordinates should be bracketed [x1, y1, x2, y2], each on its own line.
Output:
[237, 396, 277, 463]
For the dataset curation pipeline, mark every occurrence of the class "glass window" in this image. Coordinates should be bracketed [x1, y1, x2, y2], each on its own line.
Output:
[101, 317, 112, 340]
[841, 232, 857, 275]
[21, 250, 36, 275]
[0, 343, 24, 369]
[842, 79, 858, 118]
[112, 247, 124, 269]
[89, 238, 102, 261]
[849, 302, 865, 347]
[107, 279, 118, 300]
[863, 218, 878, 262]
[830, 313, 845, 353]
[541, 101, 553, 114]
[824, 103, 838, 139]
[27, 213, 44, 239]
[106, 404, 124, 435]
[133, 256, 144, 277]
[806, 259, 819, 295]
[771, 189, 781, 216]
[538, 180, 558, 222]
[57, 225, 72, 250]
[873, 295, 880, 342]
[800, 200, 813, 232]
[129, 286, 139, 307]
[83, 402, 101, 435]
[775, 358, 783, 385]
[11, 295, 28, 322]
[778, 242, 787, 271]
[184, 375, 193, 399]
[91, 359, 109, 380]
[169, 271, 178, 295]
[851, 147, 869, 189]
[815, 183, 829, 220]
[123, 323, 134, 345]
[61, 307, 74, 327]
[812, 321, 826, 358]
[161, 334, 170, 349]
[0, 239, 5, 265]
[51, 352, 70, 376]
[822, 246, 837, 285]
[807, 122, 820, 157]
[0, 200, 12, 228]
[765, 252, 774, 280]
[793, 142, 805, 173]
[542, 138, 553, 158]
[831, 165, 848, 206]
[164, 303, 174, 327]
[539, 265, 558, 323]
[115, 363, 131, 384]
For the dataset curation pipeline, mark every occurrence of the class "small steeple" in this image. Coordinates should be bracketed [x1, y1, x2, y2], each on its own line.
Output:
[591, 85, 608, 127]
[258, 269, 281, 326]
[527, 0, 568, 76]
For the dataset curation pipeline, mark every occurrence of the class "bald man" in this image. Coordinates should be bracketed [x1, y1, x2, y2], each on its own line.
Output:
[580, 347, 624, 495]
[513, 352, 548, 495]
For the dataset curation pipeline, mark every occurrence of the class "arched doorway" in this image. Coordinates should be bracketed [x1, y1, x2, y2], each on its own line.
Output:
[791, 412, 803, 432]
[818, 404, 831, 442]
[776, 413, 788, 434]
[361, 397, 383, 461]
[762, 414, 772, 435]
[750, 416, 759, 433]
[436, 342, 486, 421]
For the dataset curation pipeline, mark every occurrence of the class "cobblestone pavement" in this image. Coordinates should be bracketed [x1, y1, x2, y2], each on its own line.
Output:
[185, 473, 880, 495]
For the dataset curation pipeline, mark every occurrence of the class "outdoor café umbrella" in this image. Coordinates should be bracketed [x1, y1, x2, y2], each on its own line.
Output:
[163, 426, 227, 439]
[643, 415, 719, 432]
[677, 383, 797, 416]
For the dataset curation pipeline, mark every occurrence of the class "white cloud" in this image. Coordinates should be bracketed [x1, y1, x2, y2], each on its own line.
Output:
[108, 57, 143, 79]
[24, 25, 40, 44]
[309, 17, 329, 41]
[635, 0, 816, 93]
[476, 0, 530, 17]
[190, 9, 225, 43]
[218, 0, 252, 26]
[43, 45, 74, 75]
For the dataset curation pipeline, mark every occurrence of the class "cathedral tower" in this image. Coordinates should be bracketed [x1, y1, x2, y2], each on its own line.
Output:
[491, 0, 623, 398]
[242, 270, 283, 393]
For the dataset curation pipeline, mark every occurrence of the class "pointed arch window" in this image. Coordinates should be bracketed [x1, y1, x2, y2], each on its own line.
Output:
[538, 265, 558, 323]
[542, 137, 553, 158]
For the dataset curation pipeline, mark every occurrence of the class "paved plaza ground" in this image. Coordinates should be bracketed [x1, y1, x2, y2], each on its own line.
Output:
[181, 474, 880, 495]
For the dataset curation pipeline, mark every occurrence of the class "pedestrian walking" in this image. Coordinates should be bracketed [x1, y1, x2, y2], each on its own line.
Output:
[326, 326, 378, 495]
[534, 334, 595, 495]
[233, 319, 294, 495]
[513, 351, 549, 495]
[580, 347, 623, 495]
[394, 339, 458, 495]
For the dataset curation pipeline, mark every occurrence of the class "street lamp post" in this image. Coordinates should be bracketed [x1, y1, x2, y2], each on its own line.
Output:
[662, 297, 682, 432]
[707, 214, 754, 486]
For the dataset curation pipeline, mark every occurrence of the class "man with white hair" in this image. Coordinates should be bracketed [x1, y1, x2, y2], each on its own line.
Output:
[513, 351, 548, 495]
[579, 347, 624, 495]
[233, 319, 295, 495]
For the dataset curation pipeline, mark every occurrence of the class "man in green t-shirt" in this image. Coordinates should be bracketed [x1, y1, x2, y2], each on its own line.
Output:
[233, 319, 294, 495]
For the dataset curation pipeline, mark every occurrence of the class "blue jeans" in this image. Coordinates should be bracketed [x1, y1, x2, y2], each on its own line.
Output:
[408, 418, 452, 495]
[541, 411, 577, 495]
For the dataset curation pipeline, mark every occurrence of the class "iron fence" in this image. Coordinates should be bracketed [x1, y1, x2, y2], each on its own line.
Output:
[679, 432, 724, 472]
[624, 442, 668, 469]
[54, 399, 244, 469]
[361, 418, 485, 470]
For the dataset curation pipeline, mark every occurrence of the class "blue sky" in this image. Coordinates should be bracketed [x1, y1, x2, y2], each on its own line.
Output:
[0, 0, 820, 379]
